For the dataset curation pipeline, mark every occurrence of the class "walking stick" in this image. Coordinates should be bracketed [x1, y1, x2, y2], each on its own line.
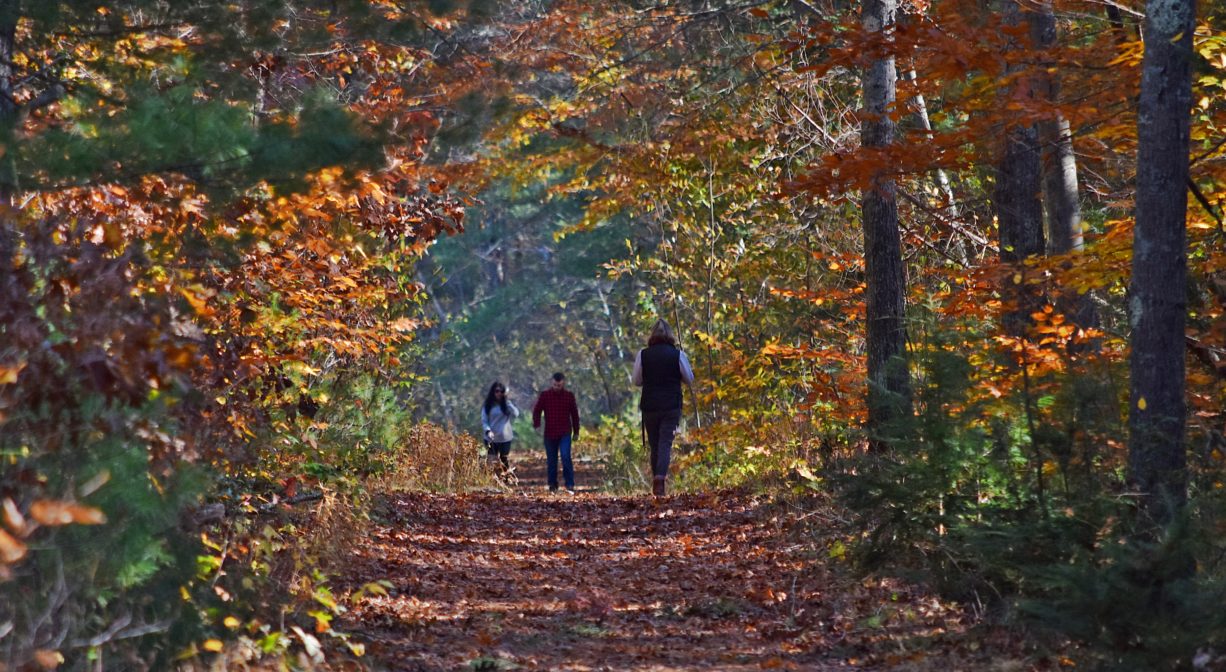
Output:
[688, 382, 701, 430]
[640, 415, 650, 486]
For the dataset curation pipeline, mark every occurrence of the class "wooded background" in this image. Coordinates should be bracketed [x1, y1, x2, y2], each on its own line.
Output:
[1, 0, 1223, 668]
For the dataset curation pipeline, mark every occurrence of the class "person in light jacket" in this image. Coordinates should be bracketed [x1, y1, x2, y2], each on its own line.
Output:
[633, 319, 695, 497]
[481, 381, 520, 471]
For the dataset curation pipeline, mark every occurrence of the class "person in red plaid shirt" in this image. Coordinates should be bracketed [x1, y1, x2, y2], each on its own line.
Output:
[532, 372, 580, 493]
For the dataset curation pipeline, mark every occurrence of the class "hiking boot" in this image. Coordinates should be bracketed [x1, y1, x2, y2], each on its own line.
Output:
[652, 476, 666, 497]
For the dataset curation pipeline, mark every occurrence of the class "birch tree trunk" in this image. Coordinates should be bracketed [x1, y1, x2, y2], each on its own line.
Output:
[861, 0, 912, 435]
[903, 66, 969, 265]
[1128, 0, 1195, 526]
[1033, 2, 1100, 338]
[1032, 0, 1081, 254]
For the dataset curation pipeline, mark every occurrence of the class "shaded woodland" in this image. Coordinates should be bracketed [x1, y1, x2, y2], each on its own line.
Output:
[1, 0, 1225, 669]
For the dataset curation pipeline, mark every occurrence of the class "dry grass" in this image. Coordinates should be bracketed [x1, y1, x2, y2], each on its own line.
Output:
[374, 421, 496, 492]
[302, 489, 366, 574]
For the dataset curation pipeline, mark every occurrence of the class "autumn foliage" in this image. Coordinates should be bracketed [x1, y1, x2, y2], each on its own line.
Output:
[2, 0, 1226, 669]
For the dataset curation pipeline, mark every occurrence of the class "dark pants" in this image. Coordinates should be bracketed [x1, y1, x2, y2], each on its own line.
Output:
[643, 408, 682, 477]
[486, 441, 511, 468]
[543, 435, 575, 490]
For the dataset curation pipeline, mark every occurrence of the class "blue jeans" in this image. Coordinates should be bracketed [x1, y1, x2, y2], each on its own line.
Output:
[543, 435, 575, 490]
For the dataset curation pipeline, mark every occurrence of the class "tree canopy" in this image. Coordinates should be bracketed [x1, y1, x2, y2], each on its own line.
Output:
[3, 0, 1226, 668]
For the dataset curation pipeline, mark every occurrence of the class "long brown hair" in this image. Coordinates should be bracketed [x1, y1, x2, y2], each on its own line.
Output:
[647, 319, 676, 347]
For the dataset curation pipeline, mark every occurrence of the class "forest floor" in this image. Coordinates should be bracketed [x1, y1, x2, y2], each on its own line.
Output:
[334, 452, 1050, 671]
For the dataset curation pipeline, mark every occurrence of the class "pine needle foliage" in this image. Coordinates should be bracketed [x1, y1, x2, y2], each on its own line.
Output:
[836, 314, 1226, 669]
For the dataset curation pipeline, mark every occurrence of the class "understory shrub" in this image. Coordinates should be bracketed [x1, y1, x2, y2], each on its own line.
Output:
[585, 406, 648, 493]
[835, 319, 1226, 670]
[376, 421, 492, 492]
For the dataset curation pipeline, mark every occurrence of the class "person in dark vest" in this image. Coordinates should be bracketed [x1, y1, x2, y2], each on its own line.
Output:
[532, 372, 581, 494]
[632, 319, 695, 497]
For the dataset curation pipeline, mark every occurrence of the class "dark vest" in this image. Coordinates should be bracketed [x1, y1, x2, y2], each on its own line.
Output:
[640, 344, 683, 412]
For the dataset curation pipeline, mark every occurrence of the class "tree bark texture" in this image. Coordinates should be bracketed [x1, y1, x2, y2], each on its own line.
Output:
[995, 0, 1046, 338]
[0, 1, 17, 259]
[1039, 115, 1082, 254]
[861, 0, 912, 434]
[1128, 0, 1195, 526]
[1032, 2, 1100, 338]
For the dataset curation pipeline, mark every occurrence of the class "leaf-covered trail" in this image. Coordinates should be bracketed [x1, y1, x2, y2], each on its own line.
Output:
[336, 479, 1013, 671]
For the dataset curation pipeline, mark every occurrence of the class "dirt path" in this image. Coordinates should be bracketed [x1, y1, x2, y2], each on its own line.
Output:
[334, 470, 1015, 671]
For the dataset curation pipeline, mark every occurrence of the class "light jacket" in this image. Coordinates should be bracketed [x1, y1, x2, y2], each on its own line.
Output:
[481, 401, 520, 443]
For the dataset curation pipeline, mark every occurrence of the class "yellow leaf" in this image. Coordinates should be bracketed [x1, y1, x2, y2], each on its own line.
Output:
[103, 222, 123, 248]
[223, 616, 241, 629]
[1012, 273, 1023, 285]
[1138, 397, 1147, 411]
[202, 639, 224, 652]
[828, 539, 847, 560]
[178, 286, 211, 314]
[0, 360, 26, 384]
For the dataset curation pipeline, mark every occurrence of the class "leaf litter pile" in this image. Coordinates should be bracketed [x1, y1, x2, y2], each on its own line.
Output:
[333, 475, 1051, 672]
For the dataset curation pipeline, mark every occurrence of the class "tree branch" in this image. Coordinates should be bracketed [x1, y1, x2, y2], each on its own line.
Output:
[1188, 178, 1224, 235]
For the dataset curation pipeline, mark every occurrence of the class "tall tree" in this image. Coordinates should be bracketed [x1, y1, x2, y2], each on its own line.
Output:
[995, 0, 1046, 337]
[1128, 0, 1196, 525]
[1032, 0, 1099, 337]
[861, 0, 912, 433]
[1034, 2, 1082, 257]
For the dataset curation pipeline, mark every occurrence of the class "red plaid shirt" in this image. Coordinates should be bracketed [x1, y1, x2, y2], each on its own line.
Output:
[532, 388, 580, 440]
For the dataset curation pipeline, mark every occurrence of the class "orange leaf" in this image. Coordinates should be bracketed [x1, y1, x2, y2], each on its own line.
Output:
[0, 527, 27, 563]
[68, 504, 107, 525]
[29, 501, 107, 526]
[29, 501, 74, 526]
[0, 360, 25, 384]
[33, 650, 63, 669]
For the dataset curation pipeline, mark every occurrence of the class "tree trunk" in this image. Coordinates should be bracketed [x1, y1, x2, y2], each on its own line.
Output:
[995, 1, 1046, 337]
[1033, 2, 1101, 338]
[1039, 116, 1081, 255]
[1128, 0, 1195, 527]
[902, 65, 969, 265]
[861, 0, 912, 435]
[0, 1, 18, 260]
[0, 1, 18, 196]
